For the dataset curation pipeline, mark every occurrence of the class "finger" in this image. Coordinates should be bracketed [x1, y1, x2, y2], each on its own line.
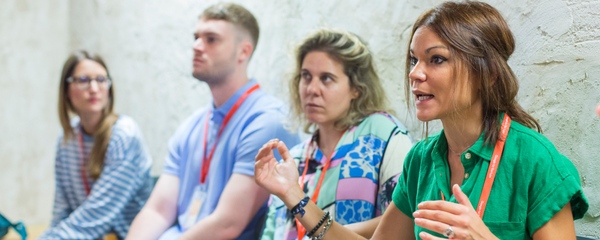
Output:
[255, 139, 278, 161]
[414, 217, 451, 238]
[418, 231, 446, 240]
[452, 184, 474, 208]
[418, 200, 464, 215]
[413, 209, 457, 226]
[276, 141, 293, 163]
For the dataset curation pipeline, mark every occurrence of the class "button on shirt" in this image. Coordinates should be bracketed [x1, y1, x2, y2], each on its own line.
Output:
[161, 80, 300, 239]
[393, 117, 588, 239]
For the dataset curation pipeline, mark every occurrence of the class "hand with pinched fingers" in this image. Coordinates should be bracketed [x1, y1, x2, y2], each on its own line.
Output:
[254, 139, 300, 198]
[413, 184, 499, 240]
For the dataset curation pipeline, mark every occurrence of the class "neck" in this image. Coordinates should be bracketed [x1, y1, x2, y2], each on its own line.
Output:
[442, 108, 483, 155]
[79, 112, 103, 135]
[209, 71, 249, 108]
[316, 124, 345, 158]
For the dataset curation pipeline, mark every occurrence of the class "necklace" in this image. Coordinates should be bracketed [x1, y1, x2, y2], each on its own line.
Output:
[447, 140, 476, 157]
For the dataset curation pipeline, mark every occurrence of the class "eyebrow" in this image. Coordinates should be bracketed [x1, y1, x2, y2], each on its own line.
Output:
[410, 45, 448, 54]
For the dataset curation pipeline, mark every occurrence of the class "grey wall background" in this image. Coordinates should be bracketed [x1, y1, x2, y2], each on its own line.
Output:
[1, 0, 599, 237]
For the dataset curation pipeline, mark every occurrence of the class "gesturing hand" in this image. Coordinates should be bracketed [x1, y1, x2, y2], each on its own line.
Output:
[413, 184, 499, 240]
[254, 139, 300, 198]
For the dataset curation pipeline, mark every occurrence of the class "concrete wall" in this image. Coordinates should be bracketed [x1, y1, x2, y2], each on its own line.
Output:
[0, 0, 70, 228]
[1, 0, 598, 237]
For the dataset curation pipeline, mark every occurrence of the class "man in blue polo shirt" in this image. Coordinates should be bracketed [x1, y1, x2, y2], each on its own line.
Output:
[127, 3, 299, 239]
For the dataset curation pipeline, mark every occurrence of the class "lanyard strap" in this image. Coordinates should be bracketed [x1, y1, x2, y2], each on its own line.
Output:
[200, 84, 260, 184]
[440, 114, 511, 219]
[77, 131, 91, 196]
[296, 132, 345, 239]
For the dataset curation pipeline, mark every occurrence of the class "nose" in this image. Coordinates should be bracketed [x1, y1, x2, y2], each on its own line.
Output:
[193, 38, 204, 53]
[88, 79, 99, 92]
[304, 78, 320, 96]
[408, 62, 426, 87]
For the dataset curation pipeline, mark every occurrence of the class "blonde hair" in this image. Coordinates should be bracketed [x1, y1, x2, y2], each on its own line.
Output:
[58, 50, 118, 180]
[290, 29, 391, 133]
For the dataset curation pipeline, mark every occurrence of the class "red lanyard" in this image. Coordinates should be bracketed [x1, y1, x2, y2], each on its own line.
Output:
[77, 131, 91, 196]
[296, 132, 344, 239]
[441, 114, 511, 218]
[200, 84, 260, 184]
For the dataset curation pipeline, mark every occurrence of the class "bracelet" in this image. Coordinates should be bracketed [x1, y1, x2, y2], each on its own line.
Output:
[307, 211, 330, 237]
[290, 196, 310, 217]
[310, 213, 333, 240]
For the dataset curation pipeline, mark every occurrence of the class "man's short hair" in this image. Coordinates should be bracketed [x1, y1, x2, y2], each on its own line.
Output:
[200, 3, 259, 49]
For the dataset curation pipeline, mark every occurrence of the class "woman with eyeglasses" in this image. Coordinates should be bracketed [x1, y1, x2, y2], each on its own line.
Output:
[40, 50, 153, 239]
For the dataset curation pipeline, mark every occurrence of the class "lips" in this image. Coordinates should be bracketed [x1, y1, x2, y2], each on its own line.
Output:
[412, 90, 434, 102]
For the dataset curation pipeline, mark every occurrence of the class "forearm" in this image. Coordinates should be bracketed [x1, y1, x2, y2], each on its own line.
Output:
[178, 213, 244, 240]
[344, 216, 381, 238]
[280, 186, 366, 240]
[126, 208, 175, 240]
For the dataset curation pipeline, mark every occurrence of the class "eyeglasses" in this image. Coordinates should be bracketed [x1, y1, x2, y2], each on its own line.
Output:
[66, 75, 112, 90]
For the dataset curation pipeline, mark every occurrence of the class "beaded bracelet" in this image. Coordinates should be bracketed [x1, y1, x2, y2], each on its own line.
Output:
[307, 211, 330, 237]
[310, 213, 333, 240]
[290, 196, 310, 217]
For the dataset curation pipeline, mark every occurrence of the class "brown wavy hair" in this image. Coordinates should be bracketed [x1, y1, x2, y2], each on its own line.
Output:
[58, 50, 118, 180]
[290, 28, 392, 133]
[404, 1, 541, 144]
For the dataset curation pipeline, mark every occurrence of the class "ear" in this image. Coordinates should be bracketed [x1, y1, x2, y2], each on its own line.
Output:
[351, 86, 360, 100]
[237, 40, 254, 64]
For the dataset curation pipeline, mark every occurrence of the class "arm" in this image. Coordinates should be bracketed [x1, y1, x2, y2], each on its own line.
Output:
[532, 203, 575, 240]
[126, 174, 180, 240]
[344, 217, 381, 238]
[256, 140, 415, 240]
[49, 144, 72, 227]
[41, 139, 148, 239]
[179, 173, 269, 239]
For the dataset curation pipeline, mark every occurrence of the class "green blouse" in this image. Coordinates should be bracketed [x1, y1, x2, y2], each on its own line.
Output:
[392, 118, 588, 239]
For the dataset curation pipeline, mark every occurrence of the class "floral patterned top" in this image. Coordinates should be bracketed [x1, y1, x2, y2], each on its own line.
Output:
[261, 113, 414, 240]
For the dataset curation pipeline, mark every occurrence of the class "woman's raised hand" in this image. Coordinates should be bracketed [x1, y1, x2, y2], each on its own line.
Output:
[254, 139, 300, 198]
[413, 184, 499, 240]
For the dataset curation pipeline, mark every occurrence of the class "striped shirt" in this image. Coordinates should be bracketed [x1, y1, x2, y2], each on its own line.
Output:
[40, 115, 153, 239]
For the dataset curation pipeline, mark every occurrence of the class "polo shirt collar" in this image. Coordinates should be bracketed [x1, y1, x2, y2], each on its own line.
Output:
[211, 79, 258, 124]
[432, 112, 508, 162]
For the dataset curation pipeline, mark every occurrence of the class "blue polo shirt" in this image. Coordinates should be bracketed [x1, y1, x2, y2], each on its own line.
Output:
[160, 79, 300, 239]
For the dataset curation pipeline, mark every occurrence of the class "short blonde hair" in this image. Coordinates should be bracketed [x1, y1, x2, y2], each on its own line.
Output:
[290, 29, 391, 133]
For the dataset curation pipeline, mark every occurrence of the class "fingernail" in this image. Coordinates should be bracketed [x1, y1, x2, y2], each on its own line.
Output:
[413, 211, 420, 217]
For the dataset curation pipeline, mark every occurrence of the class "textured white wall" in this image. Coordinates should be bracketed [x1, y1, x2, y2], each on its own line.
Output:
[0, 0, 69, 228]
[1, 0, 598, 237]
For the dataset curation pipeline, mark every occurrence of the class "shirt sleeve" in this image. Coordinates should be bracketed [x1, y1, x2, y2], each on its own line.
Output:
[378, 130, 413, 214]
[50, 138, 72, 227]
[40, 128, 148, 239]
[233, 111, 299, 176]
[392, 141, 422, 219]
[526, 152, 589, 235]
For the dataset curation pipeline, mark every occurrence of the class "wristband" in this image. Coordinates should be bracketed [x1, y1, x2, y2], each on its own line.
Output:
[290, 196, 310, 217]
[307, 211, 330, 237]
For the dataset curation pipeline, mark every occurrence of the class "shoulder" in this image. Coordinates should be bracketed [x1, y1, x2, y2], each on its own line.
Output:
[111, 115, 142, 140]
[247, 90, 286, 115]
[354, 112, 410, 139]
[505, 121, 576, 177]
[405, 132, 442, 161]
